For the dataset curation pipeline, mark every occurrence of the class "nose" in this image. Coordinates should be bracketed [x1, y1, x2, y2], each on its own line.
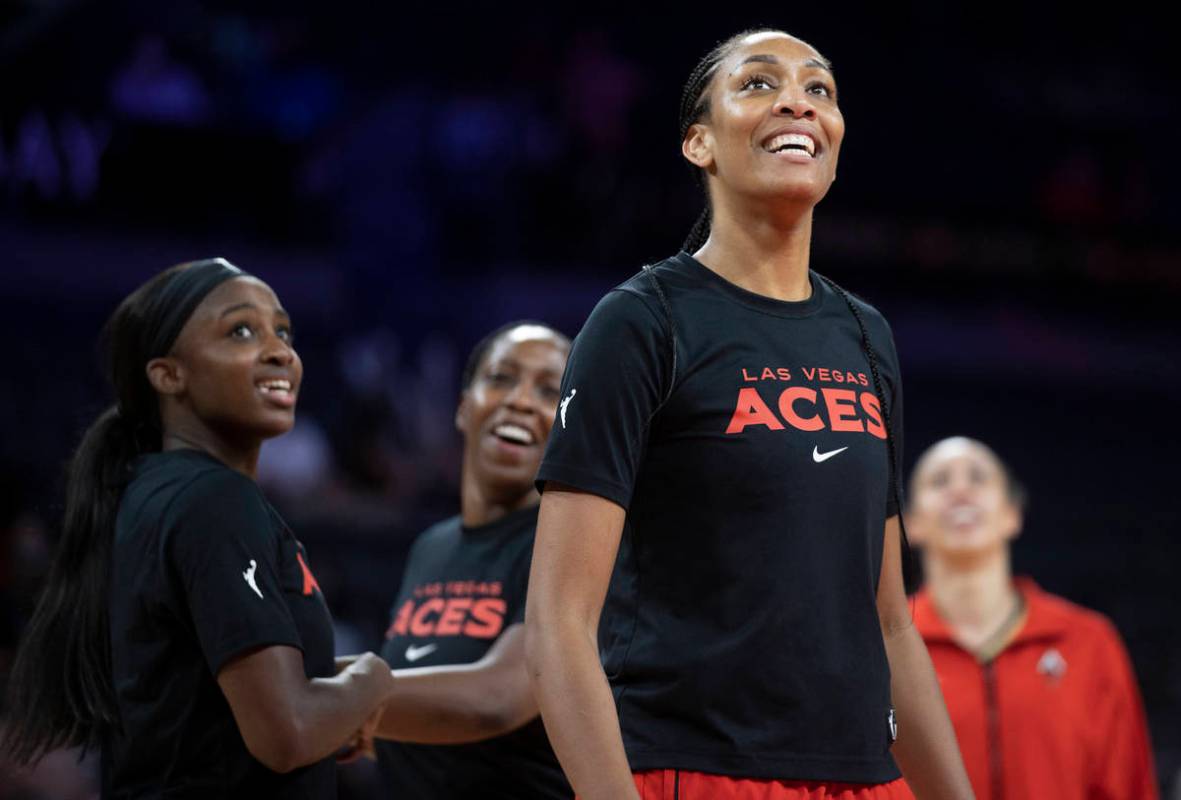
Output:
[944, 471, 977, 501]
[261, 333, 296, 366]
[773, 88, 817, 120]
[503, 379, 537, 413]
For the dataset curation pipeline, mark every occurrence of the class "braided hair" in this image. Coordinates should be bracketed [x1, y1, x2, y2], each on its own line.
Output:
[678, 28, 779, 254]
[676, 30, 917, 592]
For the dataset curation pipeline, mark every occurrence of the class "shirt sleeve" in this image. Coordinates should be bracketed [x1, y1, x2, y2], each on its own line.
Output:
[1088, 620, 1159, 799]
[535, 287, 671, 510]
[165, 469, 303, 676]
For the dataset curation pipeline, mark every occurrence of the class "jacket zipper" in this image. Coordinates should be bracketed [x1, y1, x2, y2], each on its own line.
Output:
[983, 660, 1004, 800]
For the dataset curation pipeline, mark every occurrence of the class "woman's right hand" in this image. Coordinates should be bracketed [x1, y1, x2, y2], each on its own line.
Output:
[342, 651, 397, 702]
[218, 645, 394, 773]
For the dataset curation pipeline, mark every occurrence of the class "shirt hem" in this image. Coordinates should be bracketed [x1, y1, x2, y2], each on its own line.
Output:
[207, 634, 304, 676]
[535, 464, 631, 510]
[625, 749, 901, 784]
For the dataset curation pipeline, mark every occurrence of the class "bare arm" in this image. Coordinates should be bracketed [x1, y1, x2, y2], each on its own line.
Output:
[372, 623, 537, 744]
[217, 647, 396, 773]
[524, 486, 640, 800]
[878, 515, 975, 799]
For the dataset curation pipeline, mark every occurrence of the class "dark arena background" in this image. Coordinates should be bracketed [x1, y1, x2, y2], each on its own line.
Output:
[1, 2, 1178, 797]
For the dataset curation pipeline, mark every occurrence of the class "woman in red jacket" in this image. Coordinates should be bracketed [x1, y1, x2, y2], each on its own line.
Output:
[907, 436, 1157, 800]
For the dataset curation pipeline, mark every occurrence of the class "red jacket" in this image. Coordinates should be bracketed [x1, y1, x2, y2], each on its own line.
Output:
[914, 579, 1157, 800]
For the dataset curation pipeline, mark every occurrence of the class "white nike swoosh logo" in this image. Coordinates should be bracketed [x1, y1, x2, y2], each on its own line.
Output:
[812, 446, 849, 463]
[404, 643, 438, 662]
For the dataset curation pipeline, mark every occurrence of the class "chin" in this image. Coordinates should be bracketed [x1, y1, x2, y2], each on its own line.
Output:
[769, 177, 832, 205]
[254, 415, 297, 440]
[481, 465, 538, 497]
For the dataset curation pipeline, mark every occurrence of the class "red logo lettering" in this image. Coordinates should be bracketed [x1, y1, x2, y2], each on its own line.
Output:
[822, 388, 864, 433]
[385, 596, 507, 639]
[725, 387, 786, 434]
[464, 599, 507, 638]
[409, 598, 446, 637]
[777, 387, 824, 431]
[296, 551, 321, 597]
[435, 598, 473, 636]
[723, 386, 886, 439]
[860, 392, 887, 439]
[386, 600, 414, 638]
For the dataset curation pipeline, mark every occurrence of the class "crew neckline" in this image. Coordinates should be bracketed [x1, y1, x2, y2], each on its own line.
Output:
[460, 503, 539, 535]
[672, 250, 828, 319]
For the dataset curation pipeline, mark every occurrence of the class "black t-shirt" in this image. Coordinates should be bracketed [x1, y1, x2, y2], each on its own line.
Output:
[103, 449, 336, 799]
[377, 506, 571, 799]
[536, 252, 904, 784]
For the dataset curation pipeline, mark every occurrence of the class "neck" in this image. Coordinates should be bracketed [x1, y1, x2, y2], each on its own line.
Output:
[925, 548, 1020, 653]
[693, 193, 815, 301]
[459, 467, 538, 528]
[161, 419, 261, 479]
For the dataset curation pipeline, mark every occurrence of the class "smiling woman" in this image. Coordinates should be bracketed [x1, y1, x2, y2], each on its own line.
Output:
[1, 259, 397, 798]
[368, 320, 573, 799]
[524, 29, 975, 800]
[907, 437, 1158, 800]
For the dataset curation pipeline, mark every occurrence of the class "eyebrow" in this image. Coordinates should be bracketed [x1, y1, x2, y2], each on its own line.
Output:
[486, 358, 563, 378]
[735, 54, 834, 73]
[219, 302, 290, 319]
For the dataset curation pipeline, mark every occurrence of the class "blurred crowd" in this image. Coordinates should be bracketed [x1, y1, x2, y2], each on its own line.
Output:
[1, 2, 1179, 797]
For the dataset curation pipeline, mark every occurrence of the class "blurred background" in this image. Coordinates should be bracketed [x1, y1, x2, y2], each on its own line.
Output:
[0, 1, 1177, 797]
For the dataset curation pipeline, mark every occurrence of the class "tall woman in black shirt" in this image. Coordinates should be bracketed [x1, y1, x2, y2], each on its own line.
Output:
[526, 30, 974, 800]
[369, 321, 572, 799]
[2, 259, 396, 798]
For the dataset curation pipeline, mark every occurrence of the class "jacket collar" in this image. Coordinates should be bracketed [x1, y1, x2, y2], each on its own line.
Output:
[913, 577, 1070, 650]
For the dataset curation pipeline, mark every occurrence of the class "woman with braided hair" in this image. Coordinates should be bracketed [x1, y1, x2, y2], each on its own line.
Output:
[525, 29, 974, 800]
[2, 259, 396, 797]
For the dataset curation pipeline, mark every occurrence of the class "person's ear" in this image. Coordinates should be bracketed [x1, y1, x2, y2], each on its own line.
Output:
[682, 122, 715, 171]
[455, 392, 470, 434]
[1001, 504, 1023, 543]
[146, 357, 185, 396]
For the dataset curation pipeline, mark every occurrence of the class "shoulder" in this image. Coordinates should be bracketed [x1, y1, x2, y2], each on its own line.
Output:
[150, 456, 275, 554]
[602, 253, 705, 316]
[128, 451, 265, 518]
[818, 276, 894, 339]
[1029, 587, 1131, 660]
[171, 461, 267, 517]
[407, 515, 463, 558]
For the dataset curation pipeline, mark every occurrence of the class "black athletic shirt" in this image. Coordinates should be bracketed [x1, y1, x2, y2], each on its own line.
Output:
[377, 506, 572, 799]
[536, 252, 904, 783]
[104, 448, 336, 799]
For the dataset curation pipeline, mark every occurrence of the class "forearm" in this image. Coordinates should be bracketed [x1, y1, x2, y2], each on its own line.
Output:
[526, 618, 639, 800]
[374, 660, 532, 744]
[286, 670, 389, 768]
[884, 622, 974, 799]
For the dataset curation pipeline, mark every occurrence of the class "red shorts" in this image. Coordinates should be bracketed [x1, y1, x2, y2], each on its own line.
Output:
[631, 770, 915, 800]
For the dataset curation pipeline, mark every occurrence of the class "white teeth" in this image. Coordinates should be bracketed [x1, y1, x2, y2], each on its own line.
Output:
[257, 379, 291, 393]
[765, 132, 815, 156]
[949, 507, 979, 525]
[493, 424, 534, 445]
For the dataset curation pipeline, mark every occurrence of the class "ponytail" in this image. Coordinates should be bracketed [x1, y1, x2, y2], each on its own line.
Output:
[2, 407, 138, 763]
[2, 258, 243, 765]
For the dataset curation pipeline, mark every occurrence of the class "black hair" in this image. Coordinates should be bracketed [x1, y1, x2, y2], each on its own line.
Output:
[678, 27, 780, 254]
[2, 260, 239, 765]
[461, 320, 570, 390]
[676, 32, 916, 592]
[818, 276, 918, 593]
[909, 437, 1029, 513]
